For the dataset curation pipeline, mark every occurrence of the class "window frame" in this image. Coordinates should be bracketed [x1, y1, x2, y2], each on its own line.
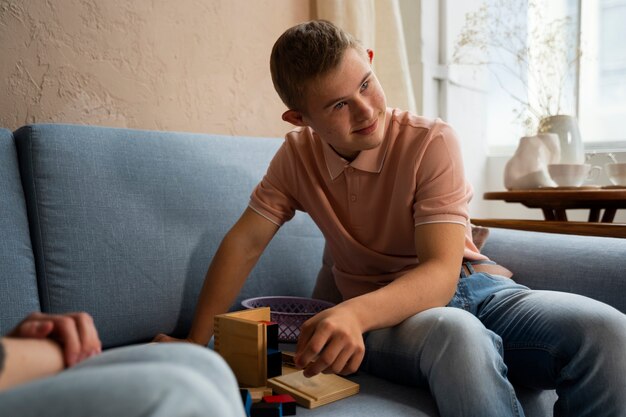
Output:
[577, 0, 626, 151]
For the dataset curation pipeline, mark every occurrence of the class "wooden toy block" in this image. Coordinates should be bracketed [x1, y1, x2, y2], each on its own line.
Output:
[251, 402, 282, 417]
[263, 394, 297, 416]
[267, 348, 283, 379]
[267, 368, 359, 409]
[245, 386, 273, 403]
[240, 389, 252, 417]
[222, 307, 272, 322]
[214, 308, 283, 387]
[260, 321, 279, 350]
[214, 310, 269, 387]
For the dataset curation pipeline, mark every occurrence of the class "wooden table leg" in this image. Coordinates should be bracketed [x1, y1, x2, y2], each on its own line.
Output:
[554, 209, 568, 221]
[542, 208, 556, 221]
[601, 208, 617, 223]
[588, 208, 601, 222]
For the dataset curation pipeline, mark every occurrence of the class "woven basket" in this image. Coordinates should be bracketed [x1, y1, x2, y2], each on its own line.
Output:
[241, 296, 335, 343]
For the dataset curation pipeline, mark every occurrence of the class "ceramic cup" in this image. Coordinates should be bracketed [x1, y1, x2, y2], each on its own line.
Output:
[547, 164, 601, 187]
[605, 163, 626, 186]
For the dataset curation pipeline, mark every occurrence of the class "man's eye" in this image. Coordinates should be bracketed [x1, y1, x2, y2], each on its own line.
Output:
[334, 102, 346, 110]
[361, 81, 369, 91]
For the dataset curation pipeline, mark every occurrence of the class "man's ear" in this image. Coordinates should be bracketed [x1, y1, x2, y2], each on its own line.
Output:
[366, 49, 374, 64]
[282, 110, 307, 127]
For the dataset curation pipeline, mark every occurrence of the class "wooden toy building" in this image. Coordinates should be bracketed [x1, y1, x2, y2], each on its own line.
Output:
[214, 307, 281, 387]
[215, 306, 359, 414]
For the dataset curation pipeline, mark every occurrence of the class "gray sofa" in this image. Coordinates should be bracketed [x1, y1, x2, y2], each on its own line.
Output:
[2, 123, 625, 416]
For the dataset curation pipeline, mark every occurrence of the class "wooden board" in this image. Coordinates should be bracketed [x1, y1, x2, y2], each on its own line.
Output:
[267, 367, 359, 409]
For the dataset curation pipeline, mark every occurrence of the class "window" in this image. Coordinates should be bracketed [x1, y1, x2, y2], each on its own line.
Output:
[579, 0, 626, 148]
[478, 0, 626, 152]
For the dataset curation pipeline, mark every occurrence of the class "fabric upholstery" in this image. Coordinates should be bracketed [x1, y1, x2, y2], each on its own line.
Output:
[483, 228, 626, 313]
[14, 124, 323, 347]
[0, 129, 39, 335]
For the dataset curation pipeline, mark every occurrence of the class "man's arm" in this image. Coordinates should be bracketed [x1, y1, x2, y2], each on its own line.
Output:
[295, 222, 465, 377]
[0, 312, 102, 391]
[155, 207, 280, 346]
[0, 337, 64, 391]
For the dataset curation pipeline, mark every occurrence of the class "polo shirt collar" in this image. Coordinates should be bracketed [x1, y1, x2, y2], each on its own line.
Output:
[321, 130, 391, 180]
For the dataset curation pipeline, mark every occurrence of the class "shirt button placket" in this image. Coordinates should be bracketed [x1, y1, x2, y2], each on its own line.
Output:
[346, 166, 356, 204]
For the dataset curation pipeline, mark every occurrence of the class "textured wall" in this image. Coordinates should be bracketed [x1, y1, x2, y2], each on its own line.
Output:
[0, 0, 310, 136]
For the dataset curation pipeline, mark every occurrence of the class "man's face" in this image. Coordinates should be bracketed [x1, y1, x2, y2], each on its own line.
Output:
[288, 48, 387, 160]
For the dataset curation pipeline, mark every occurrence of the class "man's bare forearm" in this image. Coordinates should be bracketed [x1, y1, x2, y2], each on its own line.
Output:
[188, 233, 264, 344]
[188, 208, 279, 345]
[342, 259, 460, 333]
[0, 338, 64, 391]
[344, 223, 465, 333]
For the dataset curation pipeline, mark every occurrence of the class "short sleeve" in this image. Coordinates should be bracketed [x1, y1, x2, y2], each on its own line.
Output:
[249, 141, 302, 226]
[413, 123, 471, 226]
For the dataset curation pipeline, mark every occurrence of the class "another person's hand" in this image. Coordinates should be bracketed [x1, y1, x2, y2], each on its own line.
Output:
[295, 305, 365, 378]
[8, 312, 101, 367]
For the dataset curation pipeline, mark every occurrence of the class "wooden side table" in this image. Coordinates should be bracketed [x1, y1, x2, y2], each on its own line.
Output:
[483, 188, 626, 223]
[477, 188, 626, 238]
[471, 218, 626, 239]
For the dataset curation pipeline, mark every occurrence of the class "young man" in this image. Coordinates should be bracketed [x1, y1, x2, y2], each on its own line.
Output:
[0, 312, 246, 417]
[156, 20, 626, 416]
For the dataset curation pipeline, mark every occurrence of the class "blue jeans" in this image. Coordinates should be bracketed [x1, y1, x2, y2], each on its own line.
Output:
[0, 343, 246, 417]
[361, 262, 626, 417]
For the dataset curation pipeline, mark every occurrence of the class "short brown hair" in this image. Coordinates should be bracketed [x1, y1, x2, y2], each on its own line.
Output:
[270, 20, 364, 111]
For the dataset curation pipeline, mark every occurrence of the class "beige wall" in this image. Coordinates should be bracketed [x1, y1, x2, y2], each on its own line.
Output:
[0, 0, 311, 137]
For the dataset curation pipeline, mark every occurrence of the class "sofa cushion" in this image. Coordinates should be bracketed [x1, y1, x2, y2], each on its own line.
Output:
[483, 228, 626, 313]
[0, 129, 40, 335]
[291, 371, 556, 417]
[14, 124, 323, 348]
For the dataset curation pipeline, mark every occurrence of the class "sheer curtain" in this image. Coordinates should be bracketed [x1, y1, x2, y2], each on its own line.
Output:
[315, 0, 417, 113]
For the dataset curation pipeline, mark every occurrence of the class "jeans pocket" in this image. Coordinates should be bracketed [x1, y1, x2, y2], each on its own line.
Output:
[451, 273, 528, 315]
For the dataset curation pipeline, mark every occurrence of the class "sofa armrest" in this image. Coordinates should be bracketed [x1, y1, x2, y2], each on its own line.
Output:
[481, 228, 626, 313]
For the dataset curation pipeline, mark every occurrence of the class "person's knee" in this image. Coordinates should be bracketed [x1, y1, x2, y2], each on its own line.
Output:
[158, 343, 234, 372]
[588, 307, 626, 339]
[408, 308, 505, 381]
[368, 307, 497, 354]
[415, 307, 497, 349]
[151, 344, 240, 398]
[361, 307, 503, 386]
[545, 296, 626, 356]
[579, 306, 626, 359]
[138, 365, 244, 417]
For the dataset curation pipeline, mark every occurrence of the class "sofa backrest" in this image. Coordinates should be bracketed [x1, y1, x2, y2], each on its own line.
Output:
[14, 124, 324, 348]
[483, 228, 626, 313]
[0, 129, 40, 335]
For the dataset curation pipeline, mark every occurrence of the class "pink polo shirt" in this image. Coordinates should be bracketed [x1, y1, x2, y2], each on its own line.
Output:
[249, 108, 487, 299]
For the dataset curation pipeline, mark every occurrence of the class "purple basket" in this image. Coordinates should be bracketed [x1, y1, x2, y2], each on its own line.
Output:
[241, 296, 335, 343]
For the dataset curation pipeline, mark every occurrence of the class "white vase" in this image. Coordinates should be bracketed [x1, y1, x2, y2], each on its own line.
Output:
[504, 133, 560, 190]
[538, 115, 585, 164]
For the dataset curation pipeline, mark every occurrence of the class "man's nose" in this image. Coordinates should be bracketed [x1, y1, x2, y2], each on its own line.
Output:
[353, 96, 374, 121]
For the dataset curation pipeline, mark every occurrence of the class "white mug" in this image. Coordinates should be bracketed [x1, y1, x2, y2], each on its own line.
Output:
[605, 163, 626, 186]
[547, 164, 601, 187]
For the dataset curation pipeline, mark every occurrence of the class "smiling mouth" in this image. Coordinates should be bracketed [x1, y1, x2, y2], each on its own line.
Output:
[353, 119, 378, 135]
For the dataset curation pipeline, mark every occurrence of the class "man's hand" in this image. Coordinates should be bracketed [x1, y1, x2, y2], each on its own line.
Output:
[8, 312, 101, 367]
[295, 305, 365, 378]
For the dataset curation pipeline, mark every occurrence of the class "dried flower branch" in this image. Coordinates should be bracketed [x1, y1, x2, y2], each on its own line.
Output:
[452, 0, 582, 134]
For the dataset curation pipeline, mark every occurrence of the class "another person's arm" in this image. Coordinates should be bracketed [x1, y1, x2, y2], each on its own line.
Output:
[154, 207, 280, 346]
[295, 222, 465, 377]
[0, 312, 102, 391]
